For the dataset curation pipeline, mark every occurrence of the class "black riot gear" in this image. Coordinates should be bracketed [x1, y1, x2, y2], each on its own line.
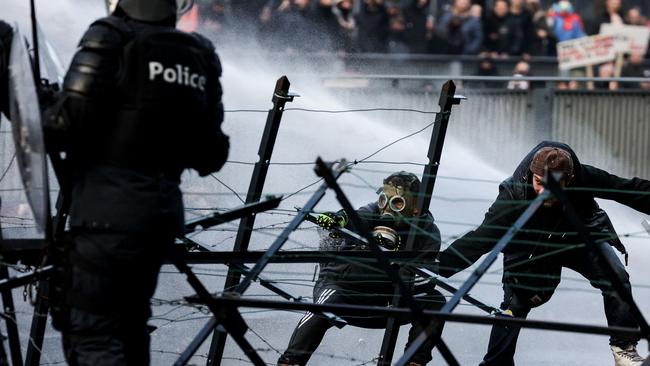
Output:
[116, 0, 194, 23]
[62, 15, 228, 178]
[47, 5, 229, 364]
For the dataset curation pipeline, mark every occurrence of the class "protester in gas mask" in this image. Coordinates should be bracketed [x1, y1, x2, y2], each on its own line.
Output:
[0, 20, 12, 118]
[438, 141, 650, 366]
[45, 0, 229, 364]
[278, 171, 445, 366]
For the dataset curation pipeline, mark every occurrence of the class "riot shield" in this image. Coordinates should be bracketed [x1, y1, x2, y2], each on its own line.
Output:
[8, 25, 49, 233]
[36, 23, 64, 86]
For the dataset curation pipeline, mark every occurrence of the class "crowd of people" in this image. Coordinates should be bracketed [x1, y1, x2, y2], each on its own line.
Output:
[187, 0, 650, 59]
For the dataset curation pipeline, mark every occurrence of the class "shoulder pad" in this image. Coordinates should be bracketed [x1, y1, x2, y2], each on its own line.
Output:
[78, 16, 132, 51]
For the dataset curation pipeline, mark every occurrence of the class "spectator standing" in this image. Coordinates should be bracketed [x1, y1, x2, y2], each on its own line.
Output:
[437, 0, 483, 54]
[195, 1, 226, 38]
[483, 0, 511, 56]
[621, 53, 650, 89]
[314, 0, 348, 52]
[548, 0, 586, 42]
[528, 0, 558, 56]
[593, 0, 625, 33]
[274, 0, 319, 53]
[507, 0, 534, 56]
[403, 0, 434, 53]
[332, 0, 357, 52]
[625, 6, 649, 26]
[386, 2, 410, 53]
[355, 0, 389, 53]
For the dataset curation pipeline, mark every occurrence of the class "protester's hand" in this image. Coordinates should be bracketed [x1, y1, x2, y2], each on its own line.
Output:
[315, 212, 347, 230]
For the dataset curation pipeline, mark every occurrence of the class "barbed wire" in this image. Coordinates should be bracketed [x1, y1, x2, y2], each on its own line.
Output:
[2, 102, 650, 365]
[225, 107, 438, 115]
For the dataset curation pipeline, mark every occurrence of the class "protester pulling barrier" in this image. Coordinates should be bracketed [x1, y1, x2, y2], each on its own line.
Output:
[185, 157, 465, 365]
[302, 212, 502, 316]
[313, 157, 460, 365]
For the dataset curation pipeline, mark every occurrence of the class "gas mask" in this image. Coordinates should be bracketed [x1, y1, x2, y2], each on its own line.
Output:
[376, 183, 415, 226]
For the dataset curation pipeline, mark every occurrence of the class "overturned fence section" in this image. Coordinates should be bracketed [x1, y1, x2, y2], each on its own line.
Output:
[331, 88, 650, 178]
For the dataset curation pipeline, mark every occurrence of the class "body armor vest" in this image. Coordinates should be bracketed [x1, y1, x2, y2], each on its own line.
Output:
[77, 16, 224, 175]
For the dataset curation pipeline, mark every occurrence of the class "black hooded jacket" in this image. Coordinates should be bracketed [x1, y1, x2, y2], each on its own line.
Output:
[318, 202, 441, 294]
[0, 21, 13, 117]
[438, 141, 650, 280]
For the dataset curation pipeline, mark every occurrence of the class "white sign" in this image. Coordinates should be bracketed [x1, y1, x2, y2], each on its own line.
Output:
[600, 23, 650, 55]
[557, 35, 617, 70]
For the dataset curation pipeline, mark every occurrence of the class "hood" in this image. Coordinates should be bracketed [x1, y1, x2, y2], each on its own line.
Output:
[507, 141, 583, 200]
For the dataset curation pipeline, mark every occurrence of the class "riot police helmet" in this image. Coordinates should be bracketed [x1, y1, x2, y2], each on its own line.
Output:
[115, 0, 194, 23]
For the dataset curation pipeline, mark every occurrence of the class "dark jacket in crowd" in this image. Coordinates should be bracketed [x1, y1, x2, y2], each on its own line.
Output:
[318, 202, 441, 294]
[437, 12, 483, 55]
[276, 3, 320, 52]
[438, 141, 650, 303]
[506, 9, 533, 56]
[356, 2, 389, 53]
[402, 0, 431, 54]
[0, 21, 12, 117]
[483, 10, 509, 53]
[529, 9, 557, 56]
[484, 10, 533, 55]
[621, 62, 650, 89]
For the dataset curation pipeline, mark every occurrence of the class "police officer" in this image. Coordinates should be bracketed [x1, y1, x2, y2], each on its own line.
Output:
[46, 0, 229, 364]
[278, 171, 445, 366]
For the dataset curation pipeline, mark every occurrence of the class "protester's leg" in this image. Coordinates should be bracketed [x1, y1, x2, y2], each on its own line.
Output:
[278, 284, 344, 365]
[480, 288, 531, 366]
[62, 230, 166, 366]
[402, 284, 447, 366]
[564, 244, 640, 347]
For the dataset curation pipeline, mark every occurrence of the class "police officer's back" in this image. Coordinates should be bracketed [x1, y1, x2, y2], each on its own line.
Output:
[50, 0, 229, 364]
